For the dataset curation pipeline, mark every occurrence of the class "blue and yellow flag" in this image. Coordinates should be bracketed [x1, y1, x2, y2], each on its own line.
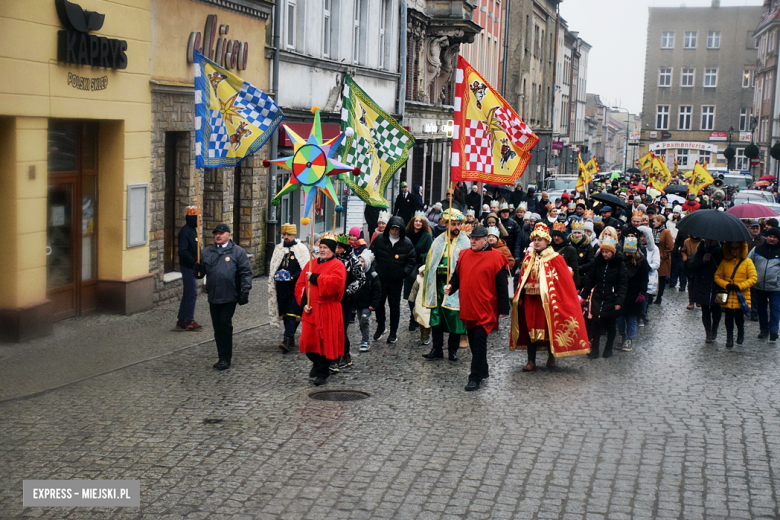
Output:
[194, 50, 283, 168]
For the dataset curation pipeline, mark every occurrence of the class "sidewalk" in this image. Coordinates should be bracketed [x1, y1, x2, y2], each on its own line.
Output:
[0, 277, 272, 402]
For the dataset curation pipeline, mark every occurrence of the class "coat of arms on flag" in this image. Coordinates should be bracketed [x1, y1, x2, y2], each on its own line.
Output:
[636, 151, 654, 172]
[650, 156, 673, 192]
[339, 75, 414, 208]
[451, 56, 538, 184]
[194, 50, 284, 168]
[688, 161, 714, 196]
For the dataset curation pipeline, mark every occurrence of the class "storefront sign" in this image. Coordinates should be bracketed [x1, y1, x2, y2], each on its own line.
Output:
[552, 141, 564, 150]
[56, 0, 128, 69]
[709, 132, 728, 141]
[187, 14, 248, 70]
[629, 131, 641, 140]
[661, 132, 672, 139]
[739, 132, 753, 142]
[67, 72, 108, 91]
[649, 131, 657, 139]
[649, 141, 720, 153]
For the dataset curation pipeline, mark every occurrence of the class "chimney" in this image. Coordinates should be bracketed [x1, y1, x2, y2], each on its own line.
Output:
[712, 0, 720, 6]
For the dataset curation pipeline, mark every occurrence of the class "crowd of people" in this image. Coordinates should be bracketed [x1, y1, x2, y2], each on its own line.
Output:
[176, 173, 780, 391]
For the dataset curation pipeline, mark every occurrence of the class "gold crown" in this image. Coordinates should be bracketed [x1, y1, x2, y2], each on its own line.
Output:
[441, 208, 464, 222]
[632, 210, 644, 218]
[529, 223, 551, 242]
[583, 210, 594, 219]
[552, 221, 567, 232]
[321, 232, 338, 243]
[570, 220, 585, 231]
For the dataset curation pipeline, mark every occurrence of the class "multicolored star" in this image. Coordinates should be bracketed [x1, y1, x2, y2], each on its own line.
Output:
[267, 107, 357, 220]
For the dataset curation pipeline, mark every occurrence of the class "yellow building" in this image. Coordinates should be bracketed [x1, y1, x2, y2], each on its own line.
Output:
[0, 0, 272, 342]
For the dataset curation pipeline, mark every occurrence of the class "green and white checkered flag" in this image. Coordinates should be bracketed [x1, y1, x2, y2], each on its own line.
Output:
[339, 75, 414, 208]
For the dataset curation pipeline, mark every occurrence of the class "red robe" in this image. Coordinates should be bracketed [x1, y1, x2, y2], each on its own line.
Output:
[510, 247, 590, 357]
[681, 200, 700, 213]
[295, 257, 347, 360]
[454, 247, 508, 334]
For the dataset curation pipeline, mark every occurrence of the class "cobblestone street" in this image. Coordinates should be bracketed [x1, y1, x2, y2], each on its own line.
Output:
[3, 288, 780, 519]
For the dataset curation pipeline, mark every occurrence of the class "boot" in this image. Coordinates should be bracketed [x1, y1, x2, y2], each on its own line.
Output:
[279, 337, 290, 353]
[726, 331, 734, 348]
[408, 318, 418, 332]
[422, 347, 443, 360]
[737, 328, 744, 345]
[705, 329, 713, 344]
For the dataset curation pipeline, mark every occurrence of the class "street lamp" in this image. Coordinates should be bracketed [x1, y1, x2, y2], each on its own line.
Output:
[612, 106, 630, 175]
[726, 126, 734, 170]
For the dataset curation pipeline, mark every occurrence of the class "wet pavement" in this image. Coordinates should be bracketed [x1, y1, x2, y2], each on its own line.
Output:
[3, 287, 780, 519]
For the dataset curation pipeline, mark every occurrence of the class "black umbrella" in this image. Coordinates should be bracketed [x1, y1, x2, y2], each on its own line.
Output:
[627, 167, 641, 174]
[675, 209, 751, 242]
[590, 191, 628, 209]
[664, 184, 688, 195]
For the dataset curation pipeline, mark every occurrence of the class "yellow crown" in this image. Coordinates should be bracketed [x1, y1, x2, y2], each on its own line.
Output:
[529, 223, 551, 242]
[552, 221, 567, 232]
[632, 210, 644, 218]
[570, 220, 585, 231]
[583, 210, 594, 219]
[321, 232, 338, 243]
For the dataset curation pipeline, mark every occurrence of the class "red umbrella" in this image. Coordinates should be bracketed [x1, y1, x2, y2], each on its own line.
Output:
[760, 174, 775, 181]
[727, 203, 779, 219]
[753, 180, 771, 187]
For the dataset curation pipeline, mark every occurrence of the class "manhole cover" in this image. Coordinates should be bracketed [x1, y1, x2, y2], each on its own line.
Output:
[309, 389, 370, 402]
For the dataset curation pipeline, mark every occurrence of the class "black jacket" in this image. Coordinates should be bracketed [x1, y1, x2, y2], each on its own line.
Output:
[393, 191, 415, 225]
[581, 252, 628, 319]
[501, 216, 521, 258]
[621, 255, 650, 317]
[571, 236, 595, 282]
[510, 188, 526, 207]
[370, 216, 417, 281]
[353, 264, 382, 310]
[689, 242, 724, 306]
[551, 237, 581, 288]
[197, 240, 253, 304]
[465, 190, 482, 212]
[178, 215, 200, 269]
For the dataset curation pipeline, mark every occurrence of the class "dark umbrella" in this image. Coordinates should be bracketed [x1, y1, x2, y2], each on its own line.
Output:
[727, 203, 779, 219]
[627, 167, 641, 174]
[591, 191, 627, 209]
[664, 184, 688, 195]
[675, 209, 752, 242]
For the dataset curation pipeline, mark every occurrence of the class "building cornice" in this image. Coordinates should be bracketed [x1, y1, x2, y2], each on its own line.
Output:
[192, 0, 274, 20]
[274, 48, 401, 82]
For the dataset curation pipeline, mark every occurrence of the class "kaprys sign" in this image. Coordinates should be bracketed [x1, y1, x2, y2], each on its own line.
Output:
[186, 15, 249, 70]
[56, 0, 128, 69]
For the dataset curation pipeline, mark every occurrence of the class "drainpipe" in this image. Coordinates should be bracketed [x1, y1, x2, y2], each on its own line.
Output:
[500, 0, 510, 97]
[398, 0, 407, 119]
[547, 1, 560, 183]
[268, 1, 281, 250]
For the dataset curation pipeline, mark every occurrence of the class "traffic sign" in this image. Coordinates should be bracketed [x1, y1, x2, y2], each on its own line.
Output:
[751, 158, 761, 166]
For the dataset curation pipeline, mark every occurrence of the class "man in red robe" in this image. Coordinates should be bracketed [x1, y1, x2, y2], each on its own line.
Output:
[295, 233, 347, 386]
[511, 223, 590, 371]
[445, 225, 510, 391]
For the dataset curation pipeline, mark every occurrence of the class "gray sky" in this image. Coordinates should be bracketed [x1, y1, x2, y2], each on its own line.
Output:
[560, 0, 764, 116]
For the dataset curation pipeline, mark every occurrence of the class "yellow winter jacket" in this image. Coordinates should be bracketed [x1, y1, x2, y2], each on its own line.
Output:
[714, 241, 757, 309]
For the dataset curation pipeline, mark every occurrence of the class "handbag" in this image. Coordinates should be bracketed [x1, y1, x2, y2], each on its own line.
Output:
[715, 259, 743, 306]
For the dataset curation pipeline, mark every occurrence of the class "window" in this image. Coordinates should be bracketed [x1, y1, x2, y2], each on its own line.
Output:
[677, 149, 689, 167]
[684, 31, 697, 48]
[736, 148, 748, 170]
[378, 0, 387, 68]
[662, 31, 674, 48]
[699, 150, 711, 164]
[704, 68, 718, 87]
[739, 108, 751, 131]
[770, 31, 776, 54]
[678, 105, 692, 130]
[352, 0, 361, 64]
[323, 0, 331, 58]
[656, 105, 670, 130]
[766, 72, 774, 101]
[743, 70, 752, 88]
[681, 68, 695, 87]
[286, 0, 296, 49]
[701, 105, 715, 130]
[707, 31, 721, 49]
[658, 67, 672, 87]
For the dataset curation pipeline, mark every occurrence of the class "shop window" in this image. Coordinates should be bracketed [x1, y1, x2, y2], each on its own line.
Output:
[163, 132, 189, 273]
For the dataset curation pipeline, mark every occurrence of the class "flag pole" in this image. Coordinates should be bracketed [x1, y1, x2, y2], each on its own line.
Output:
[447, 180, 454, 284]
[306, 205, 315, 309]
[195, 168, 201, 265]
[332, 179, 339, 233]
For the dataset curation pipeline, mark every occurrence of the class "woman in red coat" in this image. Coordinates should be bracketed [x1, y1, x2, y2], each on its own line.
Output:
[295, 233, 347, 386]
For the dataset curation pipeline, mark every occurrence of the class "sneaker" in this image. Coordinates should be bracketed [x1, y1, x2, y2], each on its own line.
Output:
[373, 326, 385, 341]
[422, 337, 431, 345]
[329, 359, 340, 373]
[339, 354, 353, 368]
[638, 320, 645, 328]
[621, 339, 633, 352]
[359, 342, 370, 352]
[387, 333, 398, 344]
[771, 332, 778, 343]
[616, 335, 624, 347]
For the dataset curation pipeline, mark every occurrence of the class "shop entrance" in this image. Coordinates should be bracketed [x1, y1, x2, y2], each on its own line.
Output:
[47, 121, 98, 320]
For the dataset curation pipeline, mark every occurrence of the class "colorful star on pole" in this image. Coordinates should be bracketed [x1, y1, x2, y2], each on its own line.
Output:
[267, 106, 358, 223]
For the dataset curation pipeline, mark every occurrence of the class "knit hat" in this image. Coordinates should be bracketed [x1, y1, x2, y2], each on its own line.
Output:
[349, 226, 361, 237]
[623, 236, 638, 254]
[584, 221, 594, 233]
[601, 236, 618, 253]
[281, 223, 297, 235]
[523, 212, 532, 221]
[767, 227, 780, 239]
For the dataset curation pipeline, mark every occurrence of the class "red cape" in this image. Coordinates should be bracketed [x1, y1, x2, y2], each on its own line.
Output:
[455, 247, 507, 334]
[295, 257, 347, 360]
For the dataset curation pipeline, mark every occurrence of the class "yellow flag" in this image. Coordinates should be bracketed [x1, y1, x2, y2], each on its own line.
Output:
[688, 161, 714, 196]
[637, 151, 654, 172]
[650, 156, 672, 192]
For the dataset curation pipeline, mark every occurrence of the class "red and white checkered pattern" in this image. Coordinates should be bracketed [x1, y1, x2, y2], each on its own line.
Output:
[463, 119, 493, 174]
[493, 107, 535, 150]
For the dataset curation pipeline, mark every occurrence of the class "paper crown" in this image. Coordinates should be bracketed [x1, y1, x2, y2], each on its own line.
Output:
[632, 210, 644, 218]
[466, 209, 475, 216]
[571, 220, 585, 231]
[487, 226, 500, 237]
[378, 210, 389, 222]
[336, 234, 349, 245]
[624, 236, 638, 252]
[509, 204, 515, 210]
[593, 215, 603, 222]
[186, 206, 200, 215]
[552, 221, 567, 232]
[321, 232, 338, 243]
[441, 208, 464, 222]
[361, 250, 375, 263]
[490, 200, 500, 207]
[568, 202, 576, 209]
[519, 202, 528, 210]
[601, 236, 618, 251]
[414, 210, 426, 219]
[280, 223, 297, 235]
[530, 223, 552, 242]
[499, 202, 509, 210]
[584, 210, 594, 219]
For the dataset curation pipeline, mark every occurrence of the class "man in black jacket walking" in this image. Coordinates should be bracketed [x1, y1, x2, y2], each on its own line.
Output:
[177, 210, 203, 331]
[370, 216, 417, 343]
[393, 181, 415, 225]
[195, 224, 253, 370]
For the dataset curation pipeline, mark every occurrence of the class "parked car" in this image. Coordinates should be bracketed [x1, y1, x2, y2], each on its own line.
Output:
[731, 190, 775, 205]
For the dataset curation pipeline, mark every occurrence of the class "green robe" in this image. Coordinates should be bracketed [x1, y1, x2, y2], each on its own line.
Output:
[428, 243, 466, 334]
